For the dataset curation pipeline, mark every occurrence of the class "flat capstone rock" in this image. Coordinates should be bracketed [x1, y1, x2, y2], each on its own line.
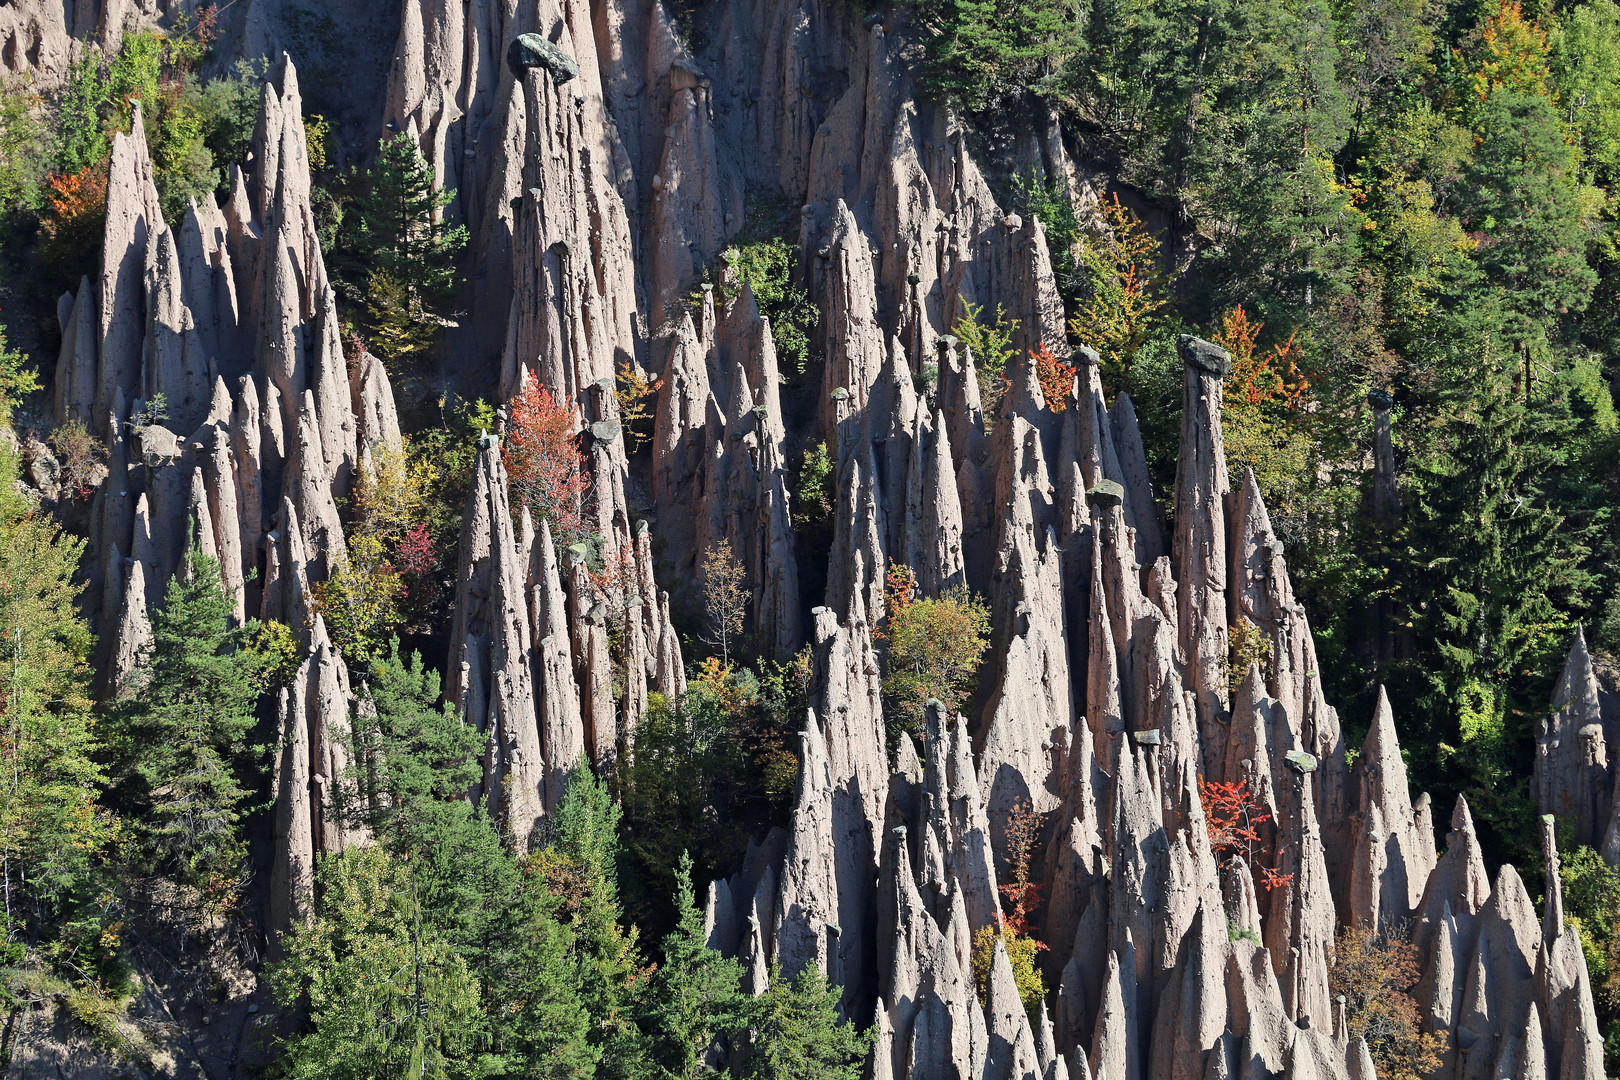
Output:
[507, 34, 579, 84]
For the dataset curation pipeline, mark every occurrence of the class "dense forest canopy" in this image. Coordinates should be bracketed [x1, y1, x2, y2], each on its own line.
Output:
[0, 0, 1617, 1074]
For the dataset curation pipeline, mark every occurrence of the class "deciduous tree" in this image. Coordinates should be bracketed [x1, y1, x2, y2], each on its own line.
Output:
[504, 379, 591, 544]
[1330, 926, 1445, 1080]
[879, 565, 991, 734]
[701, 540, 749, 666]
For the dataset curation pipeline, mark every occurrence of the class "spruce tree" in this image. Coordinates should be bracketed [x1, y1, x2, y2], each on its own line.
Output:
[545, 767, 644, 1063]
[1391, 382, 1596, 862]
[636, 852, 747, 1079]
[283, 650, 596, 1078]
[338, 641, 482, 847]
[0, 436, 114, 957]
[342, 643, 525, 982]
[269, 847, 493, 1080]
[488, 862, 598, 1079]
[337, 132, 468, 366]
[1463, 89, 1598, 333]
[745, 964, 871, 1080]
[113, 545, 267, 896]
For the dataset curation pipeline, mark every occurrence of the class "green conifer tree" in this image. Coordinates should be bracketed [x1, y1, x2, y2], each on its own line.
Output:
[1391, 382, 1596, 862]
[270, 847, 493, 1080]
[281, 651, 596, 1078]
[0, 434, 115, 969]
[745, 964, 871, 1080]
[337, 641, 482, 846]
[636, 852, 747, 1079]
[340, 644, 525, 985]
[1464, 89, 1599, 335]
[112, 545, 267, 897]
[542, 767, 644, 1067]
[337, 132, 468, 367]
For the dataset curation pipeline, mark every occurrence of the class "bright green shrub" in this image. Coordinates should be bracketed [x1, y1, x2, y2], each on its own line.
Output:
[0, 76, 48, 225]
[790, 441, 835, 530]
[880, 567, 991, 737]
[726, 234, 818, 376]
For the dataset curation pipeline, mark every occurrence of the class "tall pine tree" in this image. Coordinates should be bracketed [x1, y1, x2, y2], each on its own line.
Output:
[745, 964, 871, 1080]
[337, 641, 482, 849]
[112, 545, 267, 898]
[1390, 381, 1596, 863]
[269, 846, 494, 1080]
[0, 434, 115, 967]
[633, 852, 748, 1079]
[336, 132, 468, 367]
[279, 649, 596, 1078]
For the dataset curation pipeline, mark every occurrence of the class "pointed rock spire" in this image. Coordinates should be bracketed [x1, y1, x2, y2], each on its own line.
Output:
[1146, 902, 1229, 1080]
[1090, 943, 1141, 1080]
[986, 936, 1044, 1080]
[98, 102, 164, 425]
[978, 415, 1070, 873]
[447, 435, 547, 844]
[1457, 865, 1542, 1080]
[1110, 391, 1164, 565]
[774, 711, 840, 982]
[1348, 687, 1433, 930]
[530, 516, 584, 811]
[904, 409, 967, 594]
[110, 556, 151, 695]
[54, 278, 96, 426]
[268, 681, 313, 952]
[1535, 627, 1610, 850]
[1172, 334, 1231, 728]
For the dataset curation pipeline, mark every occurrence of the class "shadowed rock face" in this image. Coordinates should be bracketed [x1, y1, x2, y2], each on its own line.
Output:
[64, 47, 689, 946]
[15, 0, 1609, 1073]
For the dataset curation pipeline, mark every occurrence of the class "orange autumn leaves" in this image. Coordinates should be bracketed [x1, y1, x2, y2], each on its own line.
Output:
[1008, 306, 1311, 420]
[38, 165, 109, 285]
[504, 378, 591, 544]
[1213, 305, 1312, 414]
[1200, 776, 1296, 892]
[1033, 343, 1076, 410]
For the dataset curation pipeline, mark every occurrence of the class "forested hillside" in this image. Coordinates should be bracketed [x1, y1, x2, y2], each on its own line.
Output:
[908, 0, 1620, 866]
[0, 0, 1615, 1075]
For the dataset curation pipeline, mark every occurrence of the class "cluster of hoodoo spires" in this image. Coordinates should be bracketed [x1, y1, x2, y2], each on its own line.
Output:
[44, 0, 1617, 1071]
[55, 56, 687, 949]
[689, 322, 1612, 1078]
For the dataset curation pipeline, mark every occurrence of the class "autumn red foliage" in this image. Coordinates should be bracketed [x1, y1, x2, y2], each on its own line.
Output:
[1199, 777, 1294, 891]
[39, 165, 111, 295]
[43, 167, 108, 229]
[885, 562, 916, 610]
[343, 330, 368, 372]
[873, 562, 916, 641]
[585, 543, 639, 603]
[1032, 344, 1076, 411]
[190, 4, 221, 49]
[998, 799, 1047, 937]
[396, 522, 436, 578]
[504, 378, 591, 543]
